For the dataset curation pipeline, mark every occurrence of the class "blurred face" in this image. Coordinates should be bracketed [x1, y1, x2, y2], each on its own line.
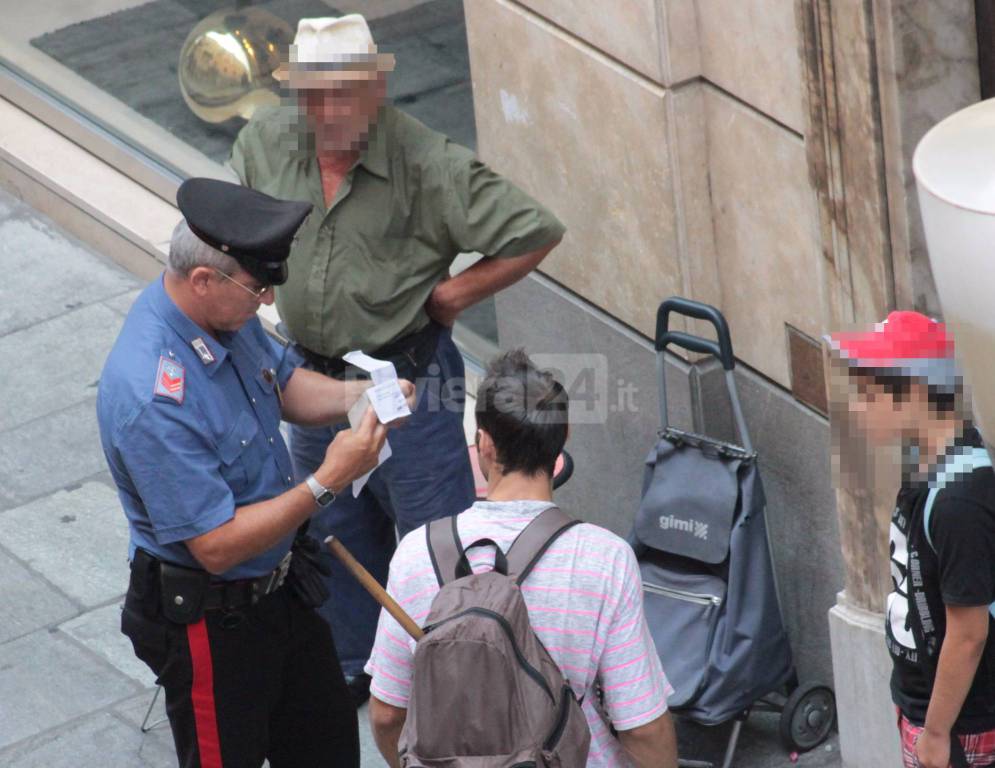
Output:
[848, 376, 908, 447]
[203, 267, 275, 332]
[299, 76, 386, 152]
[848, 373, 954, 451]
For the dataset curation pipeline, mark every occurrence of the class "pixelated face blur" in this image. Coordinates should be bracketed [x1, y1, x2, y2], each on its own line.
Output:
[299, 76, 385, 152]
[848, 374, 911, 446]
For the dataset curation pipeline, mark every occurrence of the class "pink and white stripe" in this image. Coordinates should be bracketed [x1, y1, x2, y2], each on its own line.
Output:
[366, 500, 672, 767]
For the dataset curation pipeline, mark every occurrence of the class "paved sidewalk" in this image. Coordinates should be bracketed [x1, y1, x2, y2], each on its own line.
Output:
[0, 189, 839, 766]
[0, 187, 382, 767]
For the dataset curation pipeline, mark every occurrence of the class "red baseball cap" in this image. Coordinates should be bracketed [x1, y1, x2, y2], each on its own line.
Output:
[829, 311, 959, 393]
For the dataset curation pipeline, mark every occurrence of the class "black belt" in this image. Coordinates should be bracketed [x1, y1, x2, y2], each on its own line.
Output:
[203, 551, 292, 610]
[131, 548, 292, 621]
[297, 321, 443, 381]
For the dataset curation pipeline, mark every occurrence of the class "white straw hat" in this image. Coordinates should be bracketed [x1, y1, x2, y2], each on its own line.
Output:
[273, 15, 395, 88]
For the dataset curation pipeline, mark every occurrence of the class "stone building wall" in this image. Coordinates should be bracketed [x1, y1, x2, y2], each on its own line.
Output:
[462, 2, 985, 759]
[463, 0, 840, 690]
[465, 0, 825, 390]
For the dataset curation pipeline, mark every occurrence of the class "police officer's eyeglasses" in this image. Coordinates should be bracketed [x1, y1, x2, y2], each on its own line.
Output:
[212, 269, 272, 299]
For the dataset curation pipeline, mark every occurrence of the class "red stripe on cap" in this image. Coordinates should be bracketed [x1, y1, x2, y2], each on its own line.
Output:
[186, 620, 223, 768]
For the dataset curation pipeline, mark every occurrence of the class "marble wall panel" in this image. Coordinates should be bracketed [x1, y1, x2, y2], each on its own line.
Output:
[696, 0, 807, 133]
[799, 0, 881, 350]
[659, 0, 703, 85]
[502, 0, 703, 85]
[873, 0, 980, 315]
[464, 0, 684, 339]
[704, 85, 824, 388]
[671, 82, 722, 318]
[507, 0, 661, 82]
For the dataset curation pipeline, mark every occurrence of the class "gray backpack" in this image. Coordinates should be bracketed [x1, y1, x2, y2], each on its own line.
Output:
[399, 507, 592, 767]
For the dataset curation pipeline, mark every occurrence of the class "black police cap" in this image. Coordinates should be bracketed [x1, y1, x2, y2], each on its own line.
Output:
[176, 178, 313, 286]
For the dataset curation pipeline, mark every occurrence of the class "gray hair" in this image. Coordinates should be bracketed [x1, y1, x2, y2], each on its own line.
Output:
[167, 219, 239, 276]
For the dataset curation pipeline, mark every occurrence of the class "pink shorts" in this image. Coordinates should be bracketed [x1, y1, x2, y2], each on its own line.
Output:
[898, 709, 995, 768]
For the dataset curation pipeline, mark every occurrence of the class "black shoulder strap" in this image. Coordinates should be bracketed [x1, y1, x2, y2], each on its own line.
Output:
[506, 506, 580, 585]
[427, 513, 465, 587]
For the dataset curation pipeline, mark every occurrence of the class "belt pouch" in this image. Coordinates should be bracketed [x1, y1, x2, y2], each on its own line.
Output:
[129, 548, 165, 619]
[159, 562, 211, 624]
[287, 535, 331, 609]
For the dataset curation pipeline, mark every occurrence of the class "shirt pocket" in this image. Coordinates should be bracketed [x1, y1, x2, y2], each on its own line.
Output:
[217, 411, 267, 494]
[252, 358, 285, 431]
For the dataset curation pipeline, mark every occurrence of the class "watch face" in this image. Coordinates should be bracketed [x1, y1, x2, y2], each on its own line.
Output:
[317, 489, 336, 507]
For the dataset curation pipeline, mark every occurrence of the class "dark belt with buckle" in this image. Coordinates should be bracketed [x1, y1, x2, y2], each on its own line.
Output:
[131, 548, 292, 623]
[297, 321, 443, 381]
[204, 550, 293, 610]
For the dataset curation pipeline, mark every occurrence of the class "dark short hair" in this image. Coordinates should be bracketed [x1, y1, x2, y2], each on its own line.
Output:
[475, 349, 568, 477]
[850, 369, 958, 414]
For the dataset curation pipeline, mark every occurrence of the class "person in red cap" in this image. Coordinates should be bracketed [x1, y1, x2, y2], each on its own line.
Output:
[831, 311, 995, 768]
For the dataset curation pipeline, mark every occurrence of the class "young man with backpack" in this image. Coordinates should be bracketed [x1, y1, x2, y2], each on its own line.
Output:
[830, 311, 995, 768]
[366, 349, 677, 767]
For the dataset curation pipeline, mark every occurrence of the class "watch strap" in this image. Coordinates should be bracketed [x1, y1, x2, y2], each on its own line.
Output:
[305, 474, 336, 506]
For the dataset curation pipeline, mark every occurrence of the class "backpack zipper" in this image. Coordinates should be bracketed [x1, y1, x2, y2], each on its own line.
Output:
[642, 581, 722, 606]
[424, 607, 554, 702]
[542, 685, 573, 751]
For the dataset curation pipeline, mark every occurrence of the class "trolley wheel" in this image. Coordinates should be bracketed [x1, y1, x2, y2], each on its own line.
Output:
[779, 682, 835, 752]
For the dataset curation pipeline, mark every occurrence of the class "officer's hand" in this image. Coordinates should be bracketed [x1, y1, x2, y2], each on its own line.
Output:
[318, 407, 387, 492]
[394, 379, 417, 423]
[378, 380, 417, 430]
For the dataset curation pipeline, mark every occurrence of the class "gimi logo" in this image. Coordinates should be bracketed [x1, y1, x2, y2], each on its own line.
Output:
[659, 514, 709, 541]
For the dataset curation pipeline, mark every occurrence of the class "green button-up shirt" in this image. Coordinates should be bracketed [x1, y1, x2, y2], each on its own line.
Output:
[229, 104, 565, 358]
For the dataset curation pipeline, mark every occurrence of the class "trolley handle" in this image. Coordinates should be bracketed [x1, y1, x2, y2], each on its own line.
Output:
[653, 297, 753, 452]
[655, 297, 735, 371]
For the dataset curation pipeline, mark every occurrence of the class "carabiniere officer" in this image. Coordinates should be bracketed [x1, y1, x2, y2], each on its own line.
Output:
[97, 178, 413, 767]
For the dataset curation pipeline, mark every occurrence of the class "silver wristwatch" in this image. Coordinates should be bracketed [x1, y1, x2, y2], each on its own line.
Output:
[305, 474, 336, 507]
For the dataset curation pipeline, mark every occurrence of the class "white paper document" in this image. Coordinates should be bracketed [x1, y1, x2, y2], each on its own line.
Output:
[342, 351, 399, 385]
[342, 351, 412, 496]
[366, 380, 411, 423]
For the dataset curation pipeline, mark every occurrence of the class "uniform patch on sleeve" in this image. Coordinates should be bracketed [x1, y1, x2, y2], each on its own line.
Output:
[154, 356, 186, 404]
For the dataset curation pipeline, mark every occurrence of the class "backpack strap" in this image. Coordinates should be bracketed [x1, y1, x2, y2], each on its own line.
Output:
[506, 506, 581, 585]
[923, 447, 992, 550]
[427, 514, 465, 587]
[920, 446, 995, 619]
[455, 540, 509, 579]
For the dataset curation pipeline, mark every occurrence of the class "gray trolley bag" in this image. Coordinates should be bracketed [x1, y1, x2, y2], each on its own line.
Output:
[629, 298, 835, 767]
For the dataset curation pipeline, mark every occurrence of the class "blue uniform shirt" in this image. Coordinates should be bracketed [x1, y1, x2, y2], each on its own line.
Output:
[97, 275, 303, 579]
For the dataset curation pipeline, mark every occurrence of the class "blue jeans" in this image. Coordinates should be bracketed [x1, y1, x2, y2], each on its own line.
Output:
[290, 330, 476, 677]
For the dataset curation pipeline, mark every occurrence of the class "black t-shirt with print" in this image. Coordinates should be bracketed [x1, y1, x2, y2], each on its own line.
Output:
[887, 433, 995, 731]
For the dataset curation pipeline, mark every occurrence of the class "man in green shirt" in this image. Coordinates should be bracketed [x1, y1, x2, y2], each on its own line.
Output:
[230, 14, 565, 704]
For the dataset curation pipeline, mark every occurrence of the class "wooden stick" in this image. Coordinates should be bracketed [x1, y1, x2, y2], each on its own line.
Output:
[325, 535, 425, 641]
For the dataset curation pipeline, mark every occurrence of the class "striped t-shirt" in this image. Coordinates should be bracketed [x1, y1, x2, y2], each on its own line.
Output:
[365, 500, 672, 767]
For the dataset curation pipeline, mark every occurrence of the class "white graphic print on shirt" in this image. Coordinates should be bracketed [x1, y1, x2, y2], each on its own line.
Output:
[887, 514, 918, 661]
